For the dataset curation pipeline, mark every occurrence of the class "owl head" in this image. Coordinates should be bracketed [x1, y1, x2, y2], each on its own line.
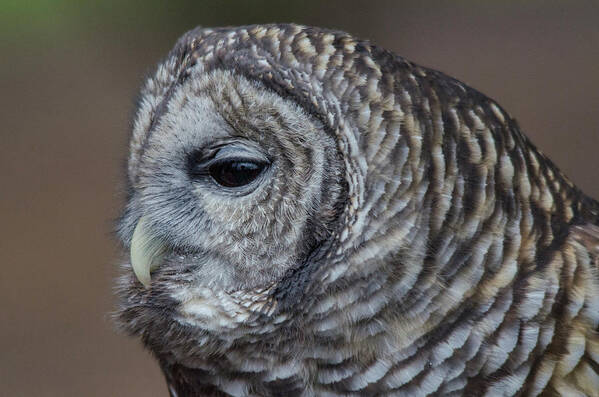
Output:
[115, 25, 378, 356]
[115, 24, 470, 351]
[117, 20, 513, 356]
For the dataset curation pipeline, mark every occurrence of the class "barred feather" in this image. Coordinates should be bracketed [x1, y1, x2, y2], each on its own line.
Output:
[116, 24, 599, 396]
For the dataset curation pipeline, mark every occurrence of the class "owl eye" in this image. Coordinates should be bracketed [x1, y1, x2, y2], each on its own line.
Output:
[208, 159, 267, 188]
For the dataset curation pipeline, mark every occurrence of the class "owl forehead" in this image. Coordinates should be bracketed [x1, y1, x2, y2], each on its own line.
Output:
[182, 24, 388, 130]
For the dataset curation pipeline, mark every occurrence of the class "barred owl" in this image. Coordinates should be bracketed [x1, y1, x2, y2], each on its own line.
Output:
[116, 24, 599, 396]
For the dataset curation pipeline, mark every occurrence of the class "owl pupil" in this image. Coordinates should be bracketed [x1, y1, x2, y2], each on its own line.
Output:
[209, 160, 265, 188]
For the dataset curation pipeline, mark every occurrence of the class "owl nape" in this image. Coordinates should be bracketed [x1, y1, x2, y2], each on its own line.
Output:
[115, 24, 599, 396]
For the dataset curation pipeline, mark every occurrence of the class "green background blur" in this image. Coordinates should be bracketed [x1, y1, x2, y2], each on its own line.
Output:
[2, 1, 598, 396]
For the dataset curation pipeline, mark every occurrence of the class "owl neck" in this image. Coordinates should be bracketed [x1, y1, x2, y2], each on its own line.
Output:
[288, 93, 599, 389]
[155, 131, 598, 397]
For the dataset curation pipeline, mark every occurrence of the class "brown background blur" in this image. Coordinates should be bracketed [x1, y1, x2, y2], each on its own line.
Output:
[1, 1, 598, 395]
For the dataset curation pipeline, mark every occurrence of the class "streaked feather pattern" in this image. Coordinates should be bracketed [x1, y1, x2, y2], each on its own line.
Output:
[116, 24, 599, 396]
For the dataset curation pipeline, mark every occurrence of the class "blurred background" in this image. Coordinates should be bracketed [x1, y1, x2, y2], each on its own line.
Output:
[1, 0, 598, 395]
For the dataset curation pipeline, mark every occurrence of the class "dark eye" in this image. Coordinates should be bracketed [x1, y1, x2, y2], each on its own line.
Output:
[208, 159, 267, 188]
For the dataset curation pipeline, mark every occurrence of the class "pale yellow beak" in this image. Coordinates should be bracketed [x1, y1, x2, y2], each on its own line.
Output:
[130, 216, 165, 288]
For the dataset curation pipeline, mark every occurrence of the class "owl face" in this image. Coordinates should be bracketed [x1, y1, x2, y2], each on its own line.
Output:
[117, 69, 345, 336]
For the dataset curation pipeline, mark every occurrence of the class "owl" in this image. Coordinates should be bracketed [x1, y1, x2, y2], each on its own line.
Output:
[116, 24, 599, 396]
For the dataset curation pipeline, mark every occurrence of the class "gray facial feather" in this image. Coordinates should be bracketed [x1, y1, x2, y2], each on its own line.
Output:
[116, 24, 599, 396]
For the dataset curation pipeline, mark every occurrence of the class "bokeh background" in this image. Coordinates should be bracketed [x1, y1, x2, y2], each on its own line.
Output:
[2, 0, 598, 395]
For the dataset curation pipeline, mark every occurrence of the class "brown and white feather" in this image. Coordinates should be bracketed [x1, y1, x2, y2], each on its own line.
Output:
[115, 24, 599, 396]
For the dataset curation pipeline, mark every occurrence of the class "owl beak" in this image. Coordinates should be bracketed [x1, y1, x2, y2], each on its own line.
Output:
[130, 216, 166, 288]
